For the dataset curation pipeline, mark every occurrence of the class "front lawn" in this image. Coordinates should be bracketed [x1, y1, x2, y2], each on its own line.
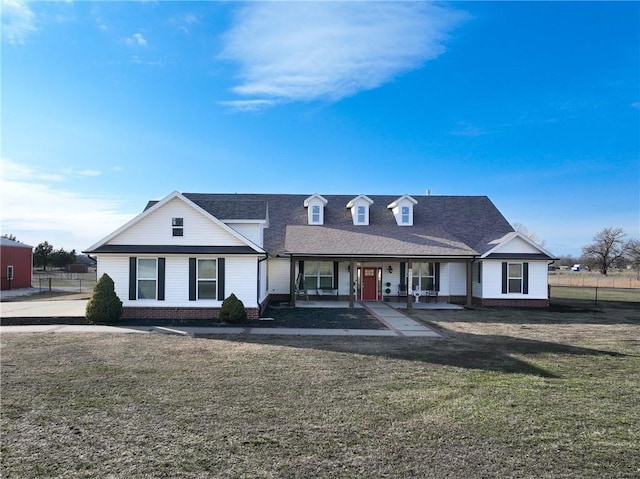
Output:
[1, 301, 638, 478]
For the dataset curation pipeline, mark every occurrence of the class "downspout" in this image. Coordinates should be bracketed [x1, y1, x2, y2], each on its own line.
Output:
[257, 254, 269, 316]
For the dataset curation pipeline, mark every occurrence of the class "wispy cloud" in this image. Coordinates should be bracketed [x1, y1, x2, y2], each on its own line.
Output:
[1, 0, 37, 44]
[219, 2, 466, 109]
[0, 158, 133, 251]
[632, 101, 640, 110]
[77, 169, 102, 177]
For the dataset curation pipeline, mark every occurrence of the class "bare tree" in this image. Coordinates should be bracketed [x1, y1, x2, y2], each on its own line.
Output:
[581, 227, 629, 275]
[512, 223, 546, 247]
[627, 238, 640, 279]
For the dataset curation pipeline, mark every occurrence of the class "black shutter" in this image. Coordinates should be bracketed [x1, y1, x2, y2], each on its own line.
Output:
[502, 262, 508, 294]
[478, 262, 482, 283]
[434, 262, 441, 291]
[129, 257, 137, 300]
[298, 261, 305, 288]
[217, 258, 225, 300]
[400, 262, 406, 289]
[523, 262, 529, 294]
[158, 258, 165, 301]
[189, 258, 196, 301]
[333, 261, 339, 290]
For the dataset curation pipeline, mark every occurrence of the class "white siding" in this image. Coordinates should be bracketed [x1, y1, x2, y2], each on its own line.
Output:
[448, 262, 467, 296]
[267, 258, 291, 294]
[227, 223, 264, 247]
[494, 236, 542, 254]
[97, 254, 259, 308]
[111, 197, 246, 246]
[482, 260, 548, 300]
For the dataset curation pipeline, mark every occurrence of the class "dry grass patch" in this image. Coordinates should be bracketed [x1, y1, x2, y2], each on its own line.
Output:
[2, 302, 639, 478]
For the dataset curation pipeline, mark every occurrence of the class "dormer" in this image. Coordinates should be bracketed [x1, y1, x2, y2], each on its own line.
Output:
[303, 194, 328, 225]
[387, 195, 418, 226]
[346, 195, 374, 226]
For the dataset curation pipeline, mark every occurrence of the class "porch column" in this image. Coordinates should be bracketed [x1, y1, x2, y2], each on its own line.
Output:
[466, 259, 473, 308]
[348, 258, 355, 308]
[290, 258, 297, 307]
[407, 259, 413, 310]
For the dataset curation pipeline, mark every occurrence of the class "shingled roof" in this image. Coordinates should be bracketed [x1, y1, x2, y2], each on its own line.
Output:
[179, 193, 515, 258]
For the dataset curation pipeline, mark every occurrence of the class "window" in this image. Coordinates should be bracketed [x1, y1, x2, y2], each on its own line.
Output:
[311, 205, 320, 223]
[6, 265, 14, 281]
[401, 206, 410, 224]
[198, 259, 217, 300]
[137, 258, 157, 299]
[412, 262, 435, 291]
[172, 217, 184, 236]
[508, 263, 523, 293]
[304, 261, 333, 290]
[357, 205, 366, 224]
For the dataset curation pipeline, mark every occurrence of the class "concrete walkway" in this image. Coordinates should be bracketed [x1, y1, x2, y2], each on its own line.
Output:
[1, 298, 441, 338]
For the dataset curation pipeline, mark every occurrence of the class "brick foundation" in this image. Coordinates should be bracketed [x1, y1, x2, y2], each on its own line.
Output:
[122, 307, 260, 320]
[474, 298, 550, 308]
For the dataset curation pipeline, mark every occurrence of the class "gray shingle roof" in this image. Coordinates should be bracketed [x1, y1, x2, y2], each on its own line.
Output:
[180, 193, 515, 258]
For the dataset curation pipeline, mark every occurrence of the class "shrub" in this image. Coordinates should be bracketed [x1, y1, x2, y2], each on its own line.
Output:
[219, 293, 247, 324]
[86, 273, 123, 323]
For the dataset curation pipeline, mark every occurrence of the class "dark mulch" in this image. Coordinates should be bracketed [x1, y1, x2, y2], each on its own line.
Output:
[1, 306, 386, 330]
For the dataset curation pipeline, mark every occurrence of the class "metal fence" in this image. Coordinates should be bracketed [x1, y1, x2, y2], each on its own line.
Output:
[550, 285, 640, 307]
[33, 271, 97, 293]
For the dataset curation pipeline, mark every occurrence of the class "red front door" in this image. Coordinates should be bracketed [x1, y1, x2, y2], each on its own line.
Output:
[362, 267, 378, 300]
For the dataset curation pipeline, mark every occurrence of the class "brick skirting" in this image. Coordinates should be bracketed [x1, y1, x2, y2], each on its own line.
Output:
[475, 298, 550, 308]
[122, 306, 260, 320]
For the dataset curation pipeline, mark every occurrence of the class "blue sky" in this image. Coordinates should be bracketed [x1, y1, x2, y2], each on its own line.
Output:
[1, 1, 638, 257]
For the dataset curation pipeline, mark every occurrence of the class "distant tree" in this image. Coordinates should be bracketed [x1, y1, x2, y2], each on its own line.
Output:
[33, 241, 54, 271]
[50, 248, 77, 269]
[582, 227, 629, 276]
[1, 233, 17, 241]
[627, 239, 640, 278]
[512, 223, 546, 248]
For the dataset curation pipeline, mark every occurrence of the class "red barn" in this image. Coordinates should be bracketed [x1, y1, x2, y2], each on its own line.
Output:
[1, 238, 33, 290]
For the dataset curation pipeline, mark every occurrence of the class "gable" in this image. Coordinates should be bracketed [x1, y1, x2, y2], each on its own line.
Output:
[481, 232, 555, 260]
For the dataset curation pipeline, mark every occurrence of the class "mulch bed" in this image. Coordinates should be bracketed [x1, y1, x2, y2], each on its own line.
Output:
[0, 306, 387, 330]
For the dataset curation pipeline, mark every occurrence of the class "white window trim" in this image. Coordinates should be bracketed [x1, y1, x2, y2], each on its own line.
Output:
[137, 258, 157, 300]
[507, 262, 523, 294]
[303, 261, 334, 290]
[7, 265, 14, 280]
[197, 258, 218, 300]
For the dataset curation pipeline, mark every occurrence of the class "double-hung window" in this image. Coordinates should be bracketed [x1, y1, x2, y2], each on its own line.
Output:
[412, 262, 435, 291]
[311, 205, 320, 223]
[137, 258, 157, 299]
[304, 261, 333, 290]
[197, 259, 217, 300]
[508, 263, 523, 293]
[357, 206, 366, 224]
[172, 217, 184, 236]
[401, 206, 410, 224]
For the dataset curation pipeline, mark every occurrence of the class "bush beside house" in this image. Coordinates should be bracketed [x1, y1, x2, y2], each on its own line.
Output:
[219, 293, 247, 324]
[86, 274, 123, 323]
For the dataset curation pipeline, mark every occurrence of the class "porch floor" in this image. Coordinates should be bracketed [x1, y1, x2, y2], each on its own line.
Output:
[295, 300, 464, 310]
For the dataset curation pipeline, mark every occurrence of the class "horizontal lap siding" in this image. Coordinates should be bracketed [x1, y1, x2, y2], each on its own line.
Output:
[228, 224, 263, 248]
[448, 263, 466, 296]
[98, 254, 258, 308]
[111, 198, 247, 246]
[267, 258, 291, 295]
[483, 260, 548, 300]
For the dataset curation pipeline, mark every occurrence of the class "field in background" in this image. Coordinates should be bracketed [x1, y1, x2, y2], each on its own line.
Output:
[549, 270, 640, 289]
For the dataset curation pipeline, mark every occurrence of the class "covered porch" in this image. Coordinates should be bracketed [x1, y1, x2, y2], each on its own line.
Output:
[288, 256, 474, 309]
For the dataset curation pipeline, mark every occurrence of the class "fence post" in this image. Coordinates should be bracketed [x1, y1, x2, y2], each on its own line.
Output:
[594, 286, 598, 308]
[48, 278, 52, 292]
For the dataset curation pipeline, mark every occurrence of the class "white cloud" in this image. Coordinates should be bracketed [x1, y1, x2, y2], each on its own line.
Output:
[77, 169, 102, 177]
[1, 0, 37, 44]
[219, 2, 466, 108]
[219, 99, 279, 113]
[0, 158, 134, 252]
[126, 32, 147, 47]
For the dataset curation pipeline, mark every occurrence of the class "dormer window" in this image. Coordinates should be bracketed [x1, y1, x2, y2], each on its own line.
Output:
[347, 195, 373, 226]
[304, 194, 328, 225]
[172, 217, 184, 236]
[401, 206, 410, 224]
[312, 205, 320, 223]
[387, 195, 417, 226]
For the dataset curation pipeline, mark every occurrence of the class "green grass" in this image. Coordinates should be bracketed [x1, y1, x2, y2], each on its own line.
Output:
[1, 302, 639, 478]
[551, 285, 640, 303]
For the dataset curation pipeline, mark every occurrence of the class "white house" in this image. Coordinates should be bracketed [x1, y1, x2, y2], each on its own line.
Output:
[85, 191, 556, 319]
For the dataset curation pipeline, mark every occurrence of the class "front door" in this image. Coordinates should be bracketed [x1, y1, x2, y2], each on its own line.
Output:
[362, 267, 378, 300]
